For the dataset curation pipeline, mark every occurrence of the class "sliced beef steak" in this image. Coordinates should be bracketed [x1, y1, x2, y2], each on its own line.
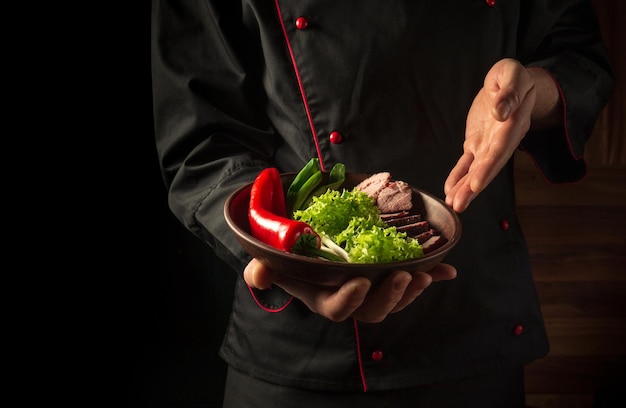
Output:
[355, 172, 391, 199]
[421, 236, 448, 254]
[383, 214, 422, 227]
[359, 171, 449, 256]
[413, 228, 435, 243]
[377, 180, 413, 213]
[380, 211, 411, 221]
[395, 220, 430, 236]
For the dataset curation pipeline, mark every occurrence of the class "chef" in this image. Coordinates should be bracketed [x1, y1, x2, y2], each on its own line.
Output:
[151, 0, 614, 406]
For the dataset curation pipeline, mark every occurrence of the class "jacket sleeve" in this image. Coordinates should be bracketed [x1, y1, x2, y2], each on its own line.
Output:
[518, 0, 614, 183]
[151, 0, 278, 272]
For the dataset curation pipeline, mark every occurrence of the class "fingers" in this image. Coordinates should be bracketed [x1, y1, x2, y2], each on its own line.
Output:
[353, 271, 414, 322]
[248, 256, 373, 322]
[447, 183, 475, 213]
[361, 264, 458, 319]
[444, 152, 473, 197]
[388, 264, 457, 313]
[245, 258, 373, 322]
[246, 259, 408, 323]
[444, 152, 479, 212]
[468, 145, 502, 194]
[276, 276, 372, 322]
[243, 258, 277, 289]
[427, 263, 458, 282]
[246, 258, 458, 324]
[388, 271, 432, 314]
[445, 59, 536, 213]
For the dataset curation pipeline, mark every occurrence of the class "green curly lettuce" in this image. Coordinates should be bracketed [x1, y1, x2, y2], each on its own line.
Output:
[294, 189, 381, 237]
[293, 188, 423, 263]
[340, 220, 424, 263]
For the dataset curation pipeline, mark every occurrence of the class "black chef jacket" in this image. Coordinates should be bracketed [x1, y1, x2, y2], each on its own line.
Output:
[151, 0, 614, 392]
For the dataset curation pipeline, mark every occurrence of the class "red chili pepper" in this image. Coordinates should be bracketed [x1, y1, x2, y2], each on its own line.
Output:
[248, 167, 320, 252]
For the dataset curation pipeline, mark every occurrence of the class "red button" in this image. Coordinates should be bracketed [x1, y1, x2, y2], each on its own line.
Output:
[513, 324, 523, 336]
[329, 131, 343, 144]
[485, 0, 496, 6]
[295, 17, 308, 29]
[371, 350, 384, 361]
[500, 219, 509, 231]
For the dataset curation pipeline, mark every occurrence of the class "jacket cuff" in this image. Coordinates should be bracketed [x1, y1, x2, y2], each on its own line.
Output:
[520, 62, 591, 184]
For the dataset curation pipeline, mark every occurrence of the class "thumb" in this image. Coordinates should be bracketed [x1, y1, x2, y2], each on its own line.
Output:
[244, 258, 277, 289]
[489, 59, 531, 121]
[494, 98, 514, 121]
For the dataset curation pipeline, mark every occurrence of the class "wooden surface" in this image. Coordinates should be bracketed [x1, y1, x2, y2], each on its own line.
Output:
[515, 152, 626, 408]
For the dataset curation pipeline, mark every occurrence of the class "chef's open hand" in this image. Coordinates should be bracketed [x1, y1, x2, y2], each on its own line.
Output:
[244, 258, 457, 323]
[444, 58, 536, 213]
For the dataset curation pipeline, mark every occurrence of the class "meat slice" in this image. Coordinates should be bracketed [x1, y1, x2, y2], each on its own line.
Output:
[355, 172, 391, 199]
[380, 211, 411, 221]
[384, 214, 422, 227]
[413, 228, 435, 243]
[421, 235, 448, 254]
[356, 171, 450, 257]
[377, 180, 413, 213]
[396, 220, 430, 236]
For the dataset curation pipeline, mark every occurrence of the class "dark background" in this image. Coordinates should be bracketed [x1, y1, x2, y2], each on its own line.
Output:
[116, 2, 235, 407]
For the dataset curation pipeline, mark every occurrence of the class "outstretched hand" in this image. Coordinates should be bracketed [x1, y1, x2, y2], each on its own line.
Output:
[444, 58, 537, 213]
[244, 258, 457, 323]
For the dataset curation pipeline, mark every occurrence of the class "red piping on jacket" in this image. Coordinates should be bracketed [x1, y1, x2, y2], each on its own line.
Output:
[523, 67, 587, 184]
[247, 285, 293, 313]
[273, 1, 366, 391]
[353, 317, 368, 392]
[273, 0, 326, 172]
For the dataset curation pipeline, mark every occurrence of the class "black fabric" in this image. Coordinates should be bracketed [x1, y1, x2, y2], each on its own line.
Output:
[223, 365, 526, 408]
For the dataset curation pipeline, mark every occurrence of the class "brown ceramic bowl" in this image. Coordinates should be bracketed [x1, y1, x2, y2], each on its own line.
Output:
[224, 172, 461, 288]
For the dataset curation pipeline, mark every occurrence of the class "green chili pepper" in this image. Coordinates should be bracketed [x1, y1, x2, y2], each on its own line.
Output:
[290, 169, 322, 212]
[302, 162, 346, 208]
[286, 158, 322, 214]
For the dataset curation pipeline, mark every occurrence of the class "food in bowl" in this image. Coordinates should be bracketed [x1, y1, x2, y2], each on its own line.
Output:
[293, 170, 449, 263]
[224, 168, 461, 287]
[246, 158, 447, 264]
